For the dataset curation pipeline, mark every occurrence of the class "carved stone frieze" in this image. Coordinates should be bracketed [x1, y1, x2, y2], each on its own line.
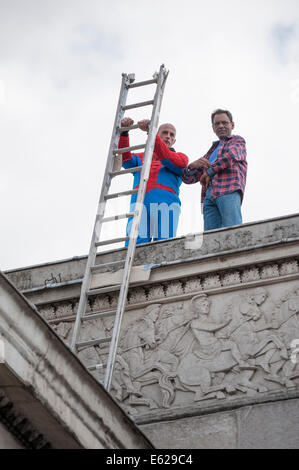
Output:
[279, 260, 299, 276]
[202, 275, 221, 290]
[38, 258, 299, 325]
[241, 267, 260, 283]
[102, 284, 299, 414]
[129, 288, 147, 305]
[147, 284, 165, 301]
[183, 277, 202, 294]
[164, 281, 184, 297]
[35, 255, 299, 417]
[221, 271, 241, 287]
[55, 302, 74, 318]
[110, 292, 119, 308]
[91, 295, 110, 312]
[260, 264, 280, 279]
[38, 305, 56, 321]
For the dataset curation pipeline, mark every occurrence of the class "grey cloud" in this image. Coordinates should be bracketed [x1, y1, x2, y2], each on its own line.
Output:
[271, 23, 299, 63]
[1, 0, 299, 271]
[71, 24, 122, 59]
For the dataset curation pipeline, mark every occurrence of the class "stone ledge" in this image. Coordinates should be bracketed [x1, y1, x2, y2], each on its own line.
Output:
[5, 213, 299, 293]
[0, 379, 52, 449]
[35, 255, 299, 323]
[0, 272, 153, 449]
[134, 389, 299, 425]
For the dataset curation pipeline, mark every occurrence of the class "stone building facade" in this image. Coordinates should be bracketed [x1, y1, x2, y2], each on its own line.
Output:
[0, 273, 153, 449]
[5, 213, 299, 448]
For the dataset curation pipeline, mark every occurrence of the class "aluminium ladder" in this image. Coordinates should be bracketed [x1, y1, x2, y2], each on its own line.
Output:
[70, 64, 169, 392]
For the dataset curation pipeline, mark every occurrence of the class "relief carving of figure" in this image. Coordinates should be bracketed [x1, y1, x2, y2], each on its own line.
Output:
[176, 294, 260, 402]
[227, 288, 294, 388]
[108, 285, 299, 413]
[77, 318, 107, 382]
[265, 286, 299, 387]
[113, 304, 178, 410]
[155, 303, 194, 359]
[237, 289, 288, 367]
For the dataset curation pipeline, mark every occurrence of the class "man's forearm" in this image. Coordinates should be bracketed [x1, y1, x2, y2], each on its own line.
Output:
[154, 134, 188, 169]
[181, 166, 202, 184]
[118, 134, 132, 162]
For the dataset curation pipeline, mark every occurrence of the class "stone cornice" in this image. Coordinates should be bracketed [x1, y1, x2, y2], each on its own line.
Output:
[0, 272, 153, 449]
[5, 213, 299, 295]
[134, 389, 299, 426]
[13, 240, 299, 308]
[37, 256, 299, 324]
[0, 389, 51, 449]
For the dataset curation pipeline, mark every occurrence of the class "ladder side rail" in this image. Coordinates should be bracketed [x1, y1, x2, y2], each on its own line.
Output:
[92, 73, 133, 245]
[70, 74, 131, 352]
[104, 65, 168, 390]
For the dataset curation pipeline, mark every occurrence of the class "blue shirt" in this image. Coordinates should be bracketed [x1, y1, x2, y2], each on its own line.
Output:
[209, 142, 220, 164]
[206, 142, 220, 177]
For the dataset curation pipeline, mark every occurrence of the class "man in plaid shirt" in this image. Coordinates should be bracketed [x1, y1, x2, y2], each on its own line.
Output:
[182, 109, 247, 231]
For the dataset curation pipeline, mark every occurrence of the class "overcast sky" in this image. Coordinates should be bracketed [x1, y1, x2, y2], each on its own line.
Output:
[1, 0, 299, 271]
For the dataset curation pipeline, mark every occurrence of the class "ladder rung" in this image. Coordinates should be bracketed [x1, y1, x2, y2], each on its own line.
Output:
[110, 166, 142, 177]
[113, 144, 145, 155]
[95, 236, 129, 246]
[128, 78, 157, 88]
[91, 259, 126, 273]
[102, 212, 135, 223]
[104, 189, 138, 200]
[87, 362, 107, 371]
[86, 285, 121, 296]
[119, 124, 139, 132]
[122, 99, 154, 110]
[82, 309, 117, 321]
[76, 336, 112, 350]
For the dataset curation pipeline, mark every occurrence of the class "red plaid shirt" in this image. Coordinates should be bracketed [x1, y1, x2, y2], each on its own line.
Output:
[182, 135, 247, 203]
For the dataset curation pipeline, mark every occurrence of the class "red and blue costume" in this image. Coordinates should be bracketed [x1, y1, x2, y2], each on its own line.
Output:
[118, 133, 189, 244]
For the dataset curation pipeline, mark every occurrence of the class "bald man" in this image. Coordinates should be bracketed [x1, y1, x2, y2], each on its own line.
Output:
[118, 117, 188, 245]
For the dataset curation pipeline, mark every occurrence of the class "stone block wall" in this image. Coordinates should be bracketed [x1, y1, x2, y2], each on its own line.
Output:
[6, 214, 299, 448]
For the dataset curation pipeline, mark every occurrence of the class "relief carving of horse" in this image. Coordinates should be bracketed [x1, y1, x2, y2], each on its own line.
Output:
[114, 315, 177, 409]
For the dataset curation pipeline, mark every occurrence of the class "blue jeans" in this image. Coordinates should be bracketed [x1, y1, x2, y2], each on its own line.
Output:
[203, 187, 242, 231]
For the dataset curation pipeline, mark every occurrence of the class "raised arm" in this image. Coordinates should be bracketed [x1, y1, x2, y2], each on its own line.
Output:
[154, 134, 188, 175]
[118, 117, 142, 169]
[191, 316, 231, 333]
[137, 119, 188, 175]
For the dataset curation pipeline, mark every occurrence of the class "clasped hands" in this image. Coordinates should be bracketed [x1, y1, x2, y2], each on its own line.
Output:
[121, 117, 211, 190]
[189, 157, 212, 190]
[121, 117, 149, 132]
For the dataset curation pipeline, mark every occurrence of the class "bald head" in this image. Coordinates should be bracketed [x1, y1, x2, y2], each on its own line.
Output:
[158, 123, 176, 148]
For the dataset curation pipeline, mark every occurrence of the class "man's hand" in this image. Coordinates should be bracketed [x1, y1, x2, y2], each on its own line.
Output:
[137, 119, 150, 132]
[189, 157, 211, 170]
[121, 117, 134, 128]
[200, 172, 211, 190]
